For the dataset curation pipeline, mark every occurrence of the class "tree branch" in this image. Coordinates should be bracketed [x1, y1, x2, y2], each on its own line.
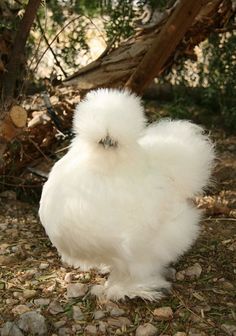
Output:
[36, 17, 67, 78]
[125, 0, 211, 94]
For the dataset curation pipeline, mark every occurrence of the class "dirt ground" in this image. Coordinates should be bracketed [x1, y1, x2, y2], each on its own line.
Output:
[0, 130, 235, 336]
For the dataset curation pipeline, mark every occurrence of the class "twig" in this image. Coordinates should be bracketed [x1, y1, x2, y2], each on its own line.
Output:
[172, 289, 218, 330]
[0, 181, 42, 188]
[36, 17, 67, 78]
[28, 138, 51, 162]
[204, 217, 236, 222]
[32, 14, 108, 75]
[55, 145, 70, 154]
[32, 15, 82, 73]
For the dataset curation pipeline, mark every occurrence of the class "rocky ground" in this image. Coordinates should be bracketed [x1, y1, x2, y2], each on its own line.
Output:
[0, 131, 235, 336]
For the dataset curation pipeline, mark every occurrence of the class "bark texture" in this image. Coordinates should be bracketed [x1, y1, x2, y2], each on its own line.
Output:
[64, 0, 234, 93]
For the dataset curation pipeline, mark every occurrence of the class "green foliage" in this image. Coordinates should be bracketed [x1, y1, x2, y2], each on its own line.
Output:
[163, 30, 236, 131]
[198, 33, 236, 130]
[102, 0, 135, 44]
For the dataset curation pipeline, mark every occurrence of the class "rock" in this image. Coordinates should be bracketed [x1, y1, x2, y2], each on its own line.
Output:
[12, 305, 30, 315]
[221, 324, 236, 335]
[64, 272, 73, 283]
[23, 289, 37, 299]
[188, 329, 207, 336]
[48, 301, 64, 315]
[165, 267, 176, 281]
[184, 263, 202, 279]
[175, 271, 185, 281]
[6, 298, 18, 305]
[17, 311, 47, 335]
[39, 263, 49, 270]
[58, 327, 71, 336]
[23, 269, 37, 279]
[54, 320, 66, 329]
[84, 325, 97, 334]
[153, 306, 173, 321]
[94, 310, 105, 320]
[72, 324, 82, 332]
[110, 307, 125, 317]
[34, 298, 50, 306]
[72, 306, 84, 321]
[107, 317, 131, 328]
[136, 323, 158, 336]
[98, 321, 107, 333]
[13, 292, 22, 299]
[45, 283, 56, 292]
[1, 322, 24, 336]
[174, 333, 187, 336]
[67, 283, 88, 298]
[0, 223, 8, 231]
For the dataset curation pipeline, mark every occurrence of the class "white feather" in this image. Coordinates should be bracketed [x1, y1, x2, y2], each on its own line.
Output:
[39, 88, 215, 301]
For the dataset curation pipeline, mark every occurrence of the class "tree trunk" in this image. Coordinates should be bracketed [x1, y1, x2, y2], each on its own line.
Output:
[1, 0, 42, 103]
[0, 0, 41, 159]
[64, 0, 233, 92]
[125, 0, 209, 94]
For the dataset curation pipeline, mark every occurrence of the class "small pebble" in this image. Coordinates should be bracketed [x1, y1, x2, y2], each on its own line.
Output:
[84, 325, 97, 335]
[12, 305, 30, 315]
[64, 272, 73, 283]
[188, 328, 207, 336]
[67, 283, 88, 298]
[34, 298, 50, 306]
[110, 307, 125, 317]
[136, 323, 158, 336]
[58, 327, 71, 336]
[176, 271, 185, 281]
[73, 305, 84, 321]
[94, 310, 105, 320]
[48, 300, 64, 315]
[39, 263, 49, 270]
[107, 317, 131, 328]
[72, 324, 82, 332]
[153, 306, 173, 321]
[98, 321, 107, 333]
[45, 283, 56, 292]
[54, 320, 67, 329]
[6, 298, 18, 305]
[184, 263, 202, 279]
[23, 289, 37, 299]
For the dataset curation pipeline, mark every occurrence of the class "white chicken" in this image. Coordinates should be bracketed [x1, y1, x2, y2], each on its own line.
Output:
[39, 88, 215, 301]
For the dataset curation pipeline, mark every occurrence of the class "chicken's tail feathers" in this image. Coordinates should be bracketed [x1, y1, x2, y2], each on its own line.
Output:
[140, 119, 216, 197]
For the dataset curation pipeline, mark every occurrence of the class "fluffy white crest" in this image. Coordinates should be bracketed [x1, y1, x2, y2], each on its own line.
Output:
[73, 88, 146, 146]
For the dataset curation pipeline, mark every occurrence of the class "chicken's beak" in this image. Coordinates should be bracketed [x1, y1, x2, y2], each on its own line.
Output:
[99, 135, 118, 149]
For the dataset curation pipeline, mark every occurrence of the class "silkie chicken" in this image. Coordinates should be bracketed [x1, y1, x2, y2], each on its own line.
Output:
[39, 89, 215, 301]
